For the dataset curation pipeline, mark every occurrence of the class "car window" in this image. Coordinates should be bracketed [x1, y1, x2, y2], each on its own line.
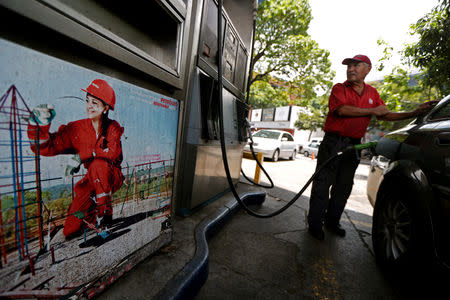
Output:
[428, 100, 450, 121]
[283, 133, 294, 141]
[253, 131, 280, 139]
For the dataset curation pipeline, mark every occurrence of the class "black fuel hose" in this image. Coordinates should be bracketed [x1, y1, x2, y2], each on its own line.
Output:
[240, 123, 275, 188]
[217, 0, 377, 218]
[239, 1, 274, 189]
[217, 0, 332, 218]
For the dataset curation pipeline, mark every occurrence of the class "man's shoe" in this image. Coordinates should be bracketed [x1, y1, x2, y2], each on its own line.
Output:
[308, 226, 325, 241]
[325, 223, 346, 237]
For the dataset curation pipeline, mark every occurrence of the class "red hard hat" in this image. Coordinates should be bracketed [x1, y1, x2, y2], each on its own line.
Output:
[82, 79, 116, 110]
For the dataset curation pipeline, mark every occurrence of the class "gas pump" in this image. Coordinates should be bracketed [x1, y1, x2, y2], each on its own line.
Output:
[0, 0, 257, 297]
[175, 0, 255, 216]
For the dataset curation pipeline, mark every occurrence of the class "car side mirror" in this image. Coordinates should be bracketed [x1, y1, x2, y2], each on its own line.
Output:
[281, 137, 288, 141]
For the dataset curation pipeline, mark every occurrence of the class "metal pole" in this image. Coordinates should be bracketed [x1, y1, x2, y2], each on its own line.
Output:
[254, 152, 263, 184]
[10, 90, 25, 260]
[0, 194, 7, 265]
[17, 100, 29, 255]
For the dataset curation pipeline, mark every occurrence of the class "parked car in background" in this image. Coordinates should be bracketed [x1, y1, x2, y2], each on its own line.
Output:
[244, 129, 297, 162]
[367, 95, 450, 274]
[309, 137, 323, 144]
[300, 142, 320, 158]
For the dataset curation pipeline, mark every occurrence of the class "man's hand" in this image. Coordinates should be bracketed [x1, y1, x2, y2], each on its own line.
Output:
[372, 105, 389, 117]
[377, 100, 440, 121]
[29, 104, 55, 125]
[414, 100, 439, 115]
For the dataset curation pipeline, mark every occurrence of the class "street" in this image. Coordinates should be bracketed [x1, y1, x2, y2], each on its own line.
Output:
[195, 154, 396, 299]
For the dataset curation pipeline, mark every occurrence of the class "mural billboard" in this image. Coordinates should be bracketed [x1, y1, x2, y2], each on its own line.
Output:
[0, 39, 179, 297]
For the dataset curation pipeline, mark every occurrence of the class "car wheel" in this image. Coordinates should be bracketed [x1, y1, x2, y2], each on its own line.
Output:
[303, 151, 309, 157]
[272, 149, 279, 162]
[290, 149, 296, 160]
[372, 185, 432, 271]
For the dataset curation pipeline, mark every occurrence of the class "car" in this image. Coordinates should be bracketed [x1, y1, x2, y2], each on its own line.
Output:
[244, 129, 297, 162]
[300, 142, 320, 158]
[298, 138, 322, 156]
[367, 95, 450, 274]
[310, 137, 323, 144]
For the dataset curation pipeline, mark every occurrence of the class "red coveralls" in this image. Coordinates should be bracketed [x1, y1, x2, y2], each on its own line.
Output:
[28, 118, 124, 237]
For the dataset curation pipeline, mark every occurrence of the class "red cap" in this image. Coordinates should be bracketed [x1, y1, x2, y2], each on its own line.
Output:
[82, 79, 116, 110]
[342, 54, 371, 66]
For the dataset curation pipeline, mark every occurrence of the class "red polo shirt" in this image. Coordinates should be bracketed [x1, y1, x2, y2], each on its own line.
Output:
[323, 81, 385, 138]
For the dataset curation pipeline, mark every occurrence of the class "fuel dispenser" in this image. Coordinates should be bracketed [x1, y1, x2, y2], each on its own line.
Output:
[0, 0, 256, 297]
[176, 0, 254, 215]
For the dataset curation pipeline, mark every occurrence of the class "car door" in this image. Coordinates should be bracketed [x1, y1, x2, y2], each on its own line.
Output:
[280, 133, 295, 157]
[420, 100, 450, 195]
[417, 98, 450, 263]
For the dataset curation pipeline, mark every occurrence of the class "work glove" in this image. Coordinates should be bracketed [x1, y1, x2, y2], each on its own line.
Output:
[29, 104, 56, 126]
[64, 154, 82, 178]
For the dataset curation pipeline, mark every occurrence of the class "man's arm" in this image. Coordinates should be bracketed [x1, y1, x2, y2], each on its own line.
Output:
[376, 100, 439, 121]
[335, 100, 439, 120]
[335, 105, 389, 118]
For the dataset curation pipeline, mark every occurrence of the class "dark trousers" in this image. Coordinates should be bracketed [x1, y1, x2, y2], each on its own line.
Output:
[307, 132, 361, 229]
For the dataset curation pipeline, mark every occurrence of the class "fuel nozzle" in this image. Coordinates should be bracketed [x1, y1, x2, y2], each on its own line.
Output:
[354, 141, 378, 150]
[343, 141, 378, 154]
[245, 118, 255, 144]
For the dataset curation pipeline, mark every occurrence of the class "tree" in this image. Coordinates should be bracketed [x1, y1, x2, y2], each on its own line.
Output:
[249, 0, 334, 106]
[294, 94, 328, 139]
[249, 79, 291, 108]
[404, 0, 450, 96]
[373, 66, 438, 131]
[370, 35, 441, 132]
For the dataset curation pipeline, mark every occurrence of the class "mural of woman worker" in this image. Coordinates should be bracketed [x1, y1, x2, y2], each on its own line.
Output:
[27, 79, 124, 238]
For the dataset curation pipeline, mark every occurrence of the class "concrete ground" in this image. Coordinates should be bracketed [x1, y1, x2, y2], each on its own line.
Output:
[195, 155, 396, 299]
[99, 154, 446, 299]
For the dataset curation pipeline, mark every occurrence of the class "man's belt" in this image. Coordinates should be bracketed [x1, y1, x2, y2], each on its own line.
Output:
[324, 132, 361, 145]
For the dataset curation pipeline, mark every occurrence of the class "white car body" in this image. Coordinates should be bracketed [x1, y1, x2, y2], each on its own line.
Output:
[300, 142, 320, 157]
[244, 130, 297, 161]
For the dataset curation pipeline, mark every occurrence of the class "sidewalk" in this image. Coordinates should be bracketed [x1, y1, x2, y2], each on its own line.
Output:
[98, 184, 266, 300]
[195, 183, 393, 299]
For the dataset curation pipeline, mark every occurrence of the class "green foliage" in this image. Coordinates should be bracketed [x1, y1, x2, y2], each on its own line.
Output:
[294, 94, 328, 133]
[249, 0, 334, 106]
[403, 0, 450, 96]
[45, 196, 72, 218]
[249, 80, 290, 108]
[1, 195, 14, 210]
[374, 67, 437, 131]
[376, 39, 393, 72]
[371, 32, 441, 132]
